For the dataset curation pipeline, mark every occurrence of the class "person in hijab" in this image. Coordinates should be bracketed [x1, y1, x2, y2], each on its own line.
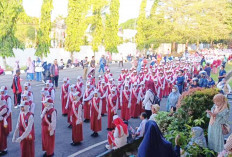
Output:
[26, 57, 35, 81]
[218, 133, 232, 157]
[190, 78, 199, 89]
[106, 115, 128, 150]
[206, 94, 230, 153]
[35, 57, 43, 82]
[166, 85, 180, 112]
[217, 78, 231, 95]
[138, 120, 175, 157]
[188, 127, 207, 148]
[207, 77, 215, 88]
[176, 70, 185, 94]
[199, 71, 208, 88]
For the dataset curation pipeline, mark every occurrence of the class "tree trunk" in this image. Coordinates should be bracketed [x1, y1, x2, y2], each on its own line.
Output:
[172, 42, 176, 53]
[196, 40, 200, 51]
[70, 52, 74, 62]
[185, 40, 189, 51]
[210, 40, 214, 48]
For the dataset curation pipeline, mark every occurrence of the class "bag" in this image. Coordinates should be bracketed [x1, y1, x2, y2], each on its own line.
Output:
[148, 89, 161, 105]
[227, 93, 232, 100]
[222, 124, 230, 135]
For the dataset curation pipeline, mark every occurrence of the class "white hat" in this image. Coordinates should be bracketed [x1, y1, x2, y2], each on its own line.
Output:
[21, 91, 29, 97]
[41, 97, 54, 104]
[98, 75, 102, 78]
[113, 115, 119, 120]
[18, 101, 30, 107]
[24, 82, 31, 87]
[0, 86, 7, 92]
[86, 82, 91, 86]
[125, 84, 129, 87]
[77, 76, 82, 80]
[73, 91, 80, 97]
[111, 87, 117, 92]
[93, 89, 99, 94]
[101, 80, 106, 84]
[63, 77, 69, 82]
[133, 82, 137, 86]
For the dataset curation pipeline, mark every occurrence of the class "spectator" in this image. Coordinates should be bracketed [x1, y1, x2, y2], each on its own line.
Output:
[166, 85, 180, 112]
[0, 66, 4, 75]
[50, 59, 59, 88]
[90, 56, 95, 76]
[13, 60, 20, 76]
[188, 127, 207, 148]
[66, 59, 72, 68]
[207, 77, 215, 88]
[218, 133, 232, 157]
[105, 115, 128, 150]
[35, 57, 43, 82]
[11, 69, 22, 108]
[217, 78, 231, 95]
[218, 65, 226, 83]
[138, 120, 176, 157]
[133, 112, 148, 138]
[98, 55, 106, 74]
[223, 55, 228, 67]
[176, 70, 185, 94]
[204, 63, 211, 77]
[190, 78, 199, 89]
[26, 57, 34, 81]
[149, 104, 160, 121]
[200, 56, 206, 67]
[59, 59, 65, 69]
[83, 57, 89, 80]
[119, 54, 123, 67]
[143, 81, 159, 119]
[199, 72, 208, 88]
[206, 94, 230, 153]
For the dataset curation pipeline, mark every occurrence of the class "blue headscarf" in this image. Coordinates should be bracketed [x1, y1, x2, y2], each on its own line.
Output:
[138, 121, 175, 157]
[166, 85, 181, 111]
[188, 127, 207, 148]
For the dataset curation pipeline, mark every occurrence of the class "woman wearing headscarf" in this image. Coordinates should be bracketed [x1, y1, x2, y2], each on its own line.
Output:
[218, 133, 232, 157]
[138, 120, 175, 157]
[26, 57, 35, 81]
[35, 57, 43, 82]
[106, 115, 128, 150]
[143, 81, 158, 119]
[188, 127, 207, 148]
[206, 94, 230, 153]
[166, 85, 180, 112]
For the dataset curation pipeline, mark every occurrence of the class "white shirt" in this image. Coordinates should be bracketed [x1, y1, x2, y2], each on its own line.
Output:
[136, 119, 148, 137]
[142, 90, 154, 110]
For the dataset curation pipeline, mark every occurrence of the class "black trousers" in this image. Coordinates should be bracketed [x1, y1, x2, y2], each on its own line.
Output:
[51, 75, 59, 87]
[14, 93, 21, 106]
[145, 110, 152, 119]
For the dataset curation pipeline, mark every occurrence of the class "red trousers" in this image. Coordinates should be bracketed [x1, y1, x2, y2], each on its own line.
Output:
[20, 139, 35, 157]
[42, 126, 55, 156]
[0, 121, 7, 151]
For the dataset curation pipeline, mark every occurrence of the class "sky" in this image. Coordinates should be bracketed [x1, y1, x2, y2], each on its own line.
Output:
[22, 0, 143, 24]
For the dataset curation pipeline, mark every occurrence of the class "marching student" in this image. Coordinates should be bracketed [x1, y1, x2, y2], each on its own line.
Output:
[76, 76, 84, 100]
[70, 92, 83, 146]
[45, 80, 55, 101]
[107, 87, 118, 130]
[83, 82, 94, 123]
[130, 83, 140, 118]
[99, 81, 108, 116]
[21, 92, 35, 114]
[41, 87, 49, 111]
[89, 89, 102, 137]
[12, 101, 35, 157]
[0, 86, 12, 134]
[22, 82, 33, 101]
[0, 96, 9, 156]
[120, 84, 131, 121]
[65, 84, 76, 128]
[41, 97, 57, 157]
[137, 82, 146, 114]
[61, 77, 69, 116]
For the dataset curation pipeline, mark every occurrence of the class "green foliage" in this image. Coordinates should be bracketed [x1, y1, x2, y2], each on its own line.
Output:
[119, 18, 136, 30]
[156, 88, 219, 156]
[104, 0, 120, 53]
[0, 0, 24, 58]
[65, 0, 90, 53]
[35, 0, 53, 57]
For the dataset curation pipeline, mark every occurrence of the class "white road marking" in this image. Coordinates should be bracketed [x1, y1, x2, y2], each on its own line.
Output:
[68, 140, 108, 157]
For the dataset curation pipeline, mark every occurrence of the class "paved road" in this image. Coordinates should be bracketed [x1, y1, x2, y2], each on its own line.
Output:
[0, 63, 168, 157]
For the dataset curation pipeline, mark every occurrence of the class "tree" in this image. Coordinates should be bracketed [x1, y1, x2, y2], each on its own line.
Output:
[91, 0, 108, 53]
[65, 0, 90, 56]
[104, 0, 120, 53]
[35, 0, 53, 57]
[119, 18, 137, 30]
[0, 0, 23, 67]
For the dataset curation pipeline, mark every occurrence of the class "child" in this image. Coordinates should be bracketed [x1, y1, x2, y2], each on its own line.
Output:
[149, 104, 160, 121]
[134, 112, 148, 138]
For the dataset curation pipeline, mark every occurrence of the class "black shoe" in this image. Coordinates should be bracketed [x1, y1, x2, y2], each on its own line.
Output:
[71, 142, 81, 146]
[0, 151, 7, 156]
[106, 128, 111, 131]
[68, 124, 72, 128]
[101, 114, 105, 116]
[91, 132, 95, 136]
[62, 114, 67, 117]
[43, 152, 47, 157]
[93, 132, 99, 137]
[84, 119, 90, 123]
[47, 153, 54, 157]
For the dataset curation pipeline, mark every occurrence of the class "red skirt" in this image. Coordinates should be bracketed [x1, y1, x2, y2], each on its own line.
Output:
[130, 99, 140, 118]
[84, 102, 91, 120]
[107, 107, 115, 129]
[0, 121, 7, 151]
[20, 139, 35, 157]
[72, 123, 83, 143]
[7, 113, 12, 133]
[101, 98, 107, 114]
[61, 96, 68, 114]
[121, 101, 130, 121]
[42, 126, 55, 156]
[90, 114, 101, 132]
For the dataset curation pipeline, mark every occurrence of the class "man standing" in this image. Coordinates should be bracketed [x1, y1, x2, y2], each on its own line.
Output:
[50, 59, 59, 89]
[83, 57, 89, 80]
[99, 55, 106, 73]
[90, 56, 96, 76]
[12, 101, 35, 157]
[41, 97, 57, 157]
[12, 69, 22, 108]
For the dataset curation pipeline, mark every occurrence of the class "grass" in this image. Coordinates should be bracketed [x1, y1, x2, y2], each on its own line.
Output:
[211, 63, 232, 83]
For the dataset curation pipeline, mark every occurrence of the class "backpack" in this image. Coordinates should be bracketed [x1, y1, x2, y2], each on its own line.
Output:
[148, 89, 161, 105]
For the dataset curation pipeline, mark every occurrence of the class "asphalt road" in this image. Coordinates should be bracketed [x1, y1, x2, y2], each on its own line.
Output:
[0, 63, 168, 157]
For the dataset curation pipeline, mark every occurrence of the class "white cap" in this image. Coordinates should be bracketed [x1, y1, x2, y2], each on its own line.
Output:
[113, 115, 119, 120]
